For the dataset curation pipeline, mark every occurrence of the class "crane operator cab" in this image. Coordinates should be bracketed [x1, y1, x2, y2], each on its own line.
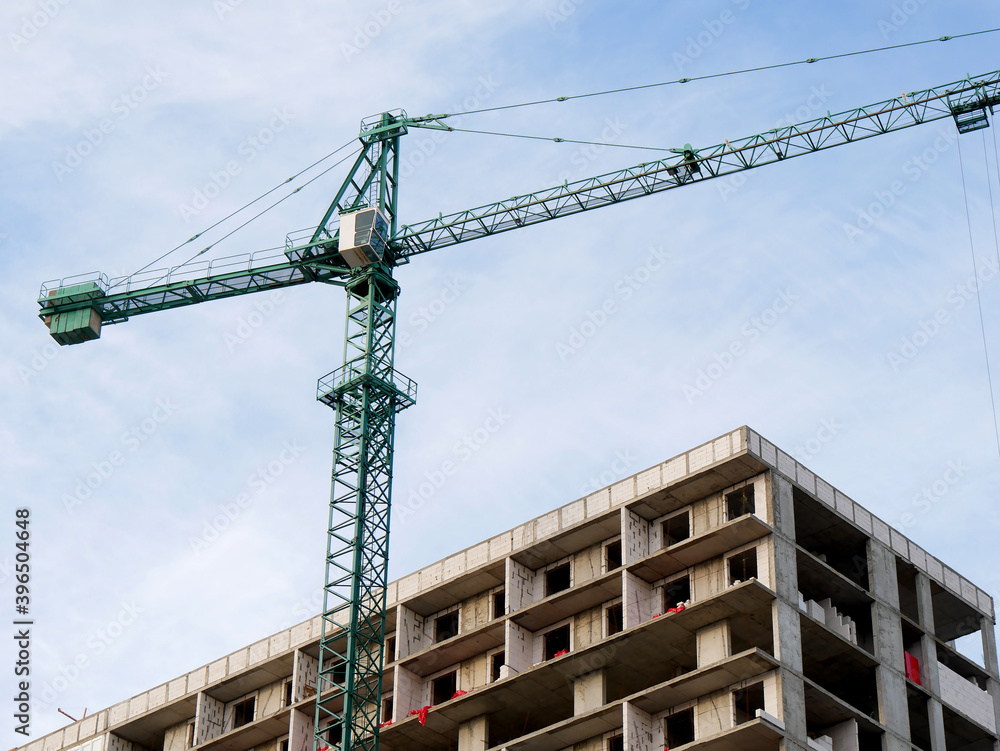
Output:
[338, 207, 390, 269]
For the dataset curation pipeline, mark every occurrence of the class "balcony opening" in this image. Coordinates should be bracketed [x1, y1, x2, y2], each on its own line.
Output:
[605, 540, 622, 571]
[545, 562, 571, 596]
[664, 707, 695, 747]
[491, 651, 505, 682]
[432, 671, 457, 705]
[606, 734, 624, 751]
[663, 512, 691, 547]
[185, 722, 195, 748]
[279, 740, 288, 751]
[663, 575, 691, 611]
[792, 486, 870, 591]
[435, 611, 459, 643]
[283, 679, 293, 707]
[728, 549, 758, 585]
[907, 686, 932, 751]
[332, 659, 347, 684]
[492, 588, 505, 619]
[544, 624, 571, 660]
[733, 682, 764, 724]
[606, 603, 624, 636]
[896, 560, 921, 624]
[726, 485, 755, 521]
[323, 724, 342, 747]
[382, 696, 393, 723]
[232, 696, 256, 728]
[386, 636, 396, 662]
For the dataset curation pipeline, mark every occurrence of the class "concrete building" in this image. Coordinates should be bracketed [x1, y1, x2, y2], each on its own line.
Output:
[19, 427, 1000, 751]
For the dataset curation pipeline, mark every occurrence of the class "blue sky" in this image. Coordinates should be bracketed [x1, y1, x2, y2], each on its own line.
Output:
[3, 0, 1000, 743]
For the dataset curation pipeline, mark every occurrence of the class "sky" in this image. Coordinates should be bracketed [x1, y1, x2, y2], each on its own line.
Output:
[3, 0, 1000, 744]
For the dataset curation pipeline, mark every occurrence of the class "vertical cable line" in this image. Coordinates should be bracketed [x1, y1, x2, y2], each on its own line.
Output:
[989, 126, 1000, 269]
[956, 135, 1000, 461]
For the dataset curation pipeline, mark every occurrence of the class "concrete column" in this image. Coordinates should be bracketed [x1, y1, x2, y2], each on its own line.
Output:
[980, 615, 1000, 748]
[915, 573, 947, 751]
[574, 670, 606, 715]
[458, 715, 488, 751]
[769, 474, 807, 745]
[869, 541, 910, 744]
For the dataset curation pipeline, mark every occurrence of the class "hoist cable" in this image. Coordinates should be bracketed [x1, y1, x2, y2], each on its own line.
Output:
[956, 134, 1000, 461]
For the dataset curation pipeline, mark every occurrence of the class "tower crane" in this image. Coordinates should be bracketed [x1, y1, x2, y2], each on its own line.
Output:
[37, 69, 1000, 751]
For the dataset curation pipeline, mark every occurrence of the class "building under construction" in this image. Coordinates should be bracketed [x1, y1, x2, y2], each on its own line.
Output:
[18, 427, 1000, 751]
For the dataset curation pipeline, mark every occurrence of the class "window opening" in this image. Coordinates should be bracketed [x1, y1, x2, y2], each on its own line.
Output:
[544, 624, 571, 660]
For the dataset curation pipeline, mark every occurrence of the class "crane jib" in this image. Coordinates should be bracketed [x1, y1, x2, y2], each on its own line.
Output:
[37, 69, 1000, 347]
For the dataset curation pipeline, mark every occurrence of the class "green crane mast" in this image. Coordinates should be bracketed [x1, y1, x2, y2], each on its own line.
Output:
[37, 70, 1000, 751]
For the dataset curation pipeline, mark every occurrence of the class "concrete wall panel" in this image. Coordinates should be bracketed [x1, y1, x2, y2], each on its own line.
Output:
[624, 570, 652, 629]
[288, 708, 312, 751]
[506, 620, 533, 675]
[393, 665, 422, 717]
[292, 650, 317, 703]
[622, 510, 649, 565]
[574, 606, 603, 651]
[624, 701, 654, 751]
[195, 693, 224, 745]
[397, 605, 431, 659]
[507, 557, 536, 612]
